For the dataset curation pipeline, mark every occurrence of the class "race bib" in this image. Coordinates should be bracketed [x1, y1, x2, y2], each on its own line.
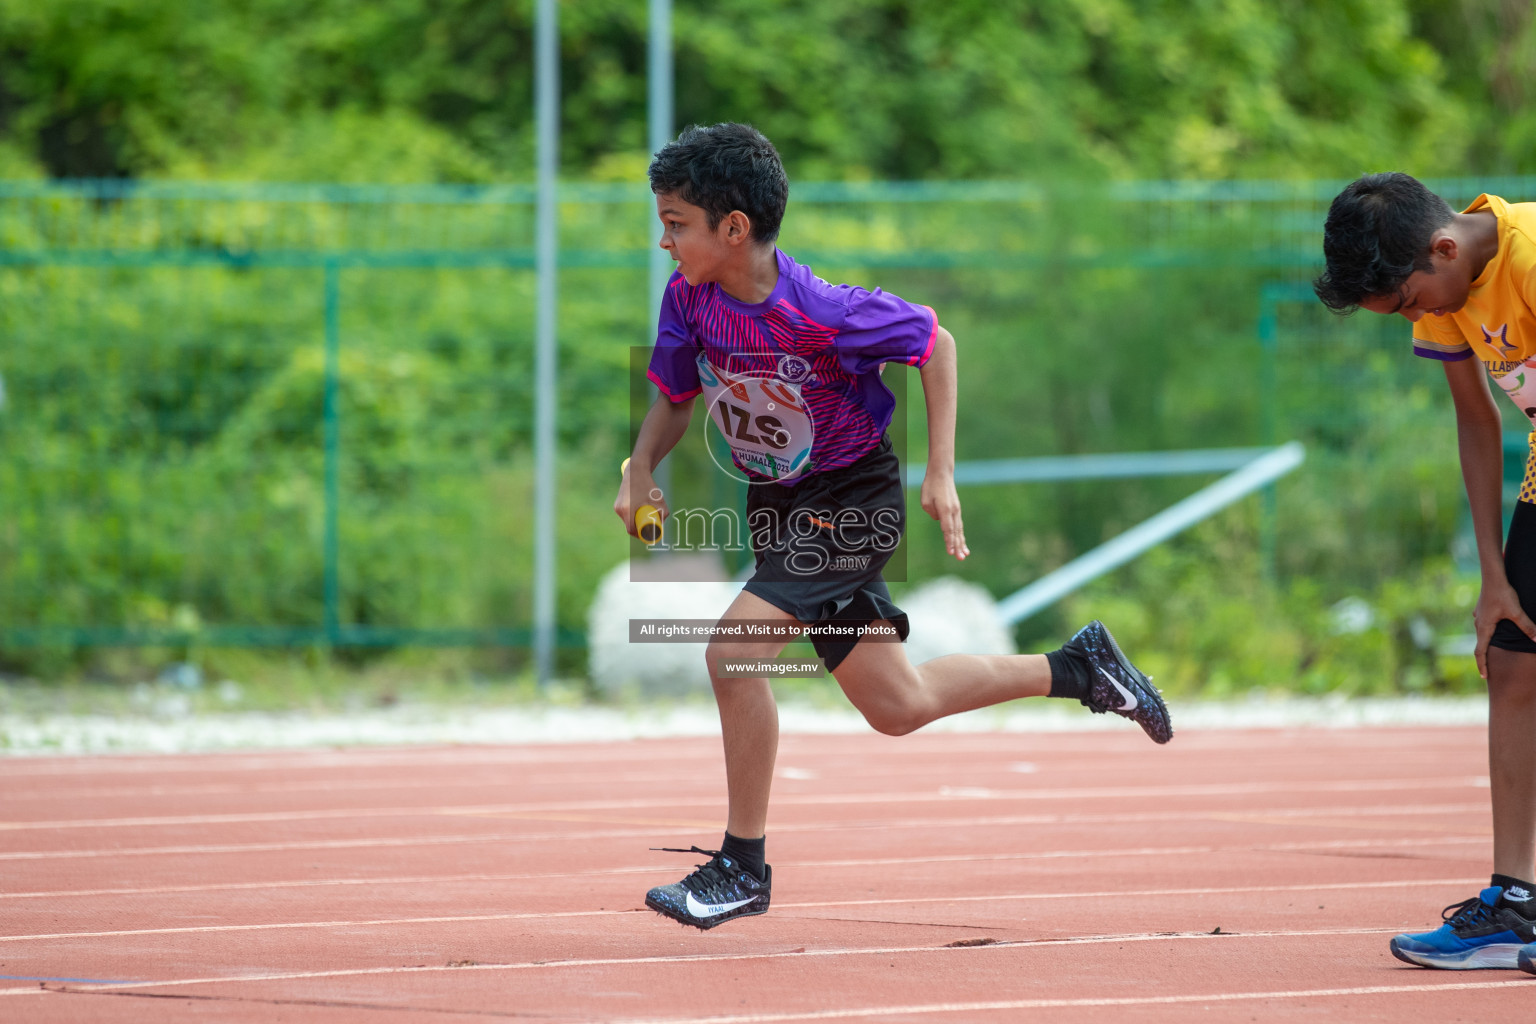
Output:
[697, 354, 815, 481]
[1489, 358, 1536, 425]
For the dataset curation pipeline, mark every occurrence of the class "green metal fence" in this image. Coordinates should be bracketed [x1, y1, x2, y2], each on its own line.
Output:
[2, 177, 1531, 657]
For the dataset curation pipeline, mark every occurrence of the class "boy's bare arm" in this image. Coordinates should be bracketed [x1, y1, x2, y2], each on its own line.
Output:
[1445, 356, 1536, 675]
[918, 325, 968, 560]
[615, 394, 695, 536]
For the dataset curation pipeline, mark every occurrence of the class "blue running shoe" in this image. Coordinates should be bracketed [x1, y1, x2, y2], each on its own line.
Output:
[1520, 941, 1536, 975]
[1389, 887, 1536, 969]
[645, 845, 771, 930]
[1066, 620, 1172, 744]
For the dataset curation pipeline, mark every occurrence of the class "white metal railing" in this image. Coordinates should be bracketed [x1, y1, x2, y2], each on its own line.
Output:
[909, 443, 1306, 625]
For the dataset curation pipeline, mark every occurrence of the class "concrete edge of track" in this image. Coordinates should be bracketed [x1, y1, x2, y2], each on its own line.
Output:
[0, 695, 1491, 757]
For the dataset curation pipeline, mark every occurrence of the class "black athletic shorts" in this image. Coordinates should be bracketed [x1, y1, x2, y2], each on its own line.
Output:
[741, 435, 910, 672]
[1492, 499, 1536, 653]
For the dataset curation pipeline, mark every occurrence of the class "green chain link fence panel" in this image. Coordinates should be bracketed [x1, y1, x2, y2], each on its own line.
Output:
[2, 177, 1531, 658]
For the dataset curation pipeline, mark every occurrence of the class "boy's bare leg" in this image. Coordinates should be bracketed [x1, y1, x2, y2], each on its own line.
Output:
[1487, 647, 1536, 882]
[704, 589, 795, 839]
[831, 620, 1051, 736]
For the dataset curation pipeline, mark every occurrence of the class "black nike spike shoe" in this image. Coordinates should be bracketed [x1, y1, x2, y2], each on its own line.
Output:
[1066, 620, 1173, 744]
[645, 846, 772, 930]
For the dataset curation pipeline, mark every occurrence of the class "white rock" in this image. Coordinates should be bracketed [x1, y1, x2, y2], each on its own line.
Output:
[587, 564, 1012, 695]
[1329, 596, 1375, 635]
[900, 576, 1016, 664]
[586, 557, 742, 697]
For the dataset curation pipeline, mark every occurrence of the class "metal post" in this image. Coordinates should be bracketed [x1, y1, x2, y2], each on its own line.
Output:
[1257, 284, 1280, 448]
[646, 0, 674, 497]
[647, 0, 674, 327]
[532, 0, 560, 685]
[322, 261, 341, 644]
[1257, 284, 1281, 579]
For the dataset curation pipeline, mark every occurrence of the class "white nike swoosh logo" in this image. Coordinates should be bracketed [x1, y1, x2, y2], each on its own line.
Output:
[685, 891, 756, 918]
[1096, 665, 1138, 712]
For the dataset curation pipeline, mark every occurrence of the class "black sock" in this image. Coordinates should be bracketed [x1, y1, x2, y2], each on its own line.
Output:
[1492, 873, 1536, 912]
[1045, 647, 1090, 702]
[720, 832, 766, 881]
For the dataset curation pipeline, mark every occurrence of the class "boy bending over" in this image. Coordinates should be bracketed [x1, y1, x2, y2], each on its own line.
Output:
[1317, 172, 1536, 971]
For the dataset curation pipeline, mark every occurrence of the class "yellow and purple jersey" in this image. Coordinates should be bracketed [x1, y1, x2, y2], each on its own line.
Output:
[647, 249, 936, 483]
[1412, 194, 1536, 499]
[1412, 195, 1536, 392]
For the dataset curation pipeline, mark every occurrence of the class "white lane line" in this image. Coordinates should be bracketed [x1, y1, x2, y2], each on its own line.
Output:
[0, 799, 1485, 861]
[0, 746, 723, 777]
[780, 875, 1480, 910]
[776, 833, 1491, 873]
[0, 816, 1490, 865]
[0, 774, 713, 802]
[0, 864, 1483, 903]
[0, 927, 1431, 998]
[7, 730, 1447, 777]
[0, 829, 642, 863]
[612, 979, 1535, 1023]
[0, 751, 1425, 801]
[0, 798, 1490, 894]
[0, 877, 1484, 944]
[0, 777, 1492, 833]
[0, 808, 1482, 897]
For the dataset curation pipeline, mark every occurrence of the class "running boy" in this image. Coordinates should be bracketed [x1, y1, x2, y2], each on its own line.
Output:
[616, 123, 1172, 930]
[1315, 172, 1536, 971]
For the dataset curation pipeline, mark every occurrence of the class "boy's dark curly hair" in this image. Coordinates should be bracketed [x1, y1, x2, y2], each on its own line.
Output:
[648, 123, 788, 243]
[1314, 172, 1456, 314]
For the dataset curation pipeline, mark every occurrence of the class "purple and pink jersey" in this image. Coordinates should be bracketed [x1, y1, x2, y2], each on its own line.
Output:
[647, 249, 937, 483]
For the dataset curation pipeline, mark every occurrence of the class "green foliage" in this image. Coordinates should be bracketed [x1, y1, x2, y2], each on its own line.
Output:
[0, 0, 1527, 182]
[1407, 0, 1536, 173]
[1062, 534, 1485, 699]
[674, 0, 1466, 180]
[0, 2, 1525, 693]
[0, 184, 1496, 697]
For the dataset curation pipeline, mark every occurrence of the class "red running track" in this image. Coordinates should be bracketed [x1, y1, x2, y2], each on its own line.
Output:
[1, 724, 1532, 1021]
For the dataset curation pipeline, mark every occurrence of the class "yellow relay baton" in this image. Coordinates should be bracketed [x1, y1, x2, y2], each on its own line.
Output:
[620, 458, 664, 544]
